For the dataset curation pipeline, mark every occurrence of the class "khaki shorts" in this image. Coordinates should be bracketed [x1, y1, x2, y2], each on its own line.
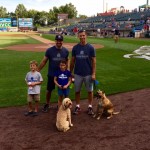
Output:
[27, 94, 40, 102]
[74, 74, 93, 92]
[114, 35, 119, 40]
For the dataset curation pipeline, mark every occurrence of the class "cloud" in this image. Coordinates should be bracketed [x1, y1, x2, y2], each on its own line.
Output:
[35, 0, 49, 2]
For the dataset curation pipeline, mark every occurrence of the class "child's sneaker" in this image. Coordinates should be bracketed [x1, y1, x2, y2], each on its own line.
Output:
[42, 104, 49, 112]
[24, 111, 33, 116]
[73, 106, 81, 115]
[87, 107, 94, 115]
[31, 112, 38, 117]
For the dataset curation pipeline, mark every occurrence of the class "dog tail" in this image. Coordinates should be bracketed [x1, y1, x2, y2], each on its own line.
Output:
[113, 111, 120, 115]
[113, 108, 122, 115]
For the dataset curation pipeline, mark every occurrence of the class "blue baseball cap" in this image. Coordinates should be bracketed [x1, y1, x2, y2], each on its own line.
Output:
[55, 34, 63, 41]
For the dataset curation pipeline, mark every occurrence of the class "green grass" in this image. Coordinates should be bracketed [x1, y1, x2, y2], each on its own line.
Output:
[0, 34, 41, 47]
[0, 34, 150, 107]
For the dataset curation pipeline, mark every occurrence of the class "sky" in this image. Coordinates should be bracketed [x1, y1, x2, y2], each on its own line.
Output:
[0, 0, 148, 16]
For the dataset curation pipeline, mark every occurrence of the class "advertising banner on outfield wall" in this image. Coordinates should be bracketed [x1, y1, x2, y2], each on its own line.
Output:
[11, 18, 17, 27]
[18, 18, 33, 28]
[0, 18, 11, 28]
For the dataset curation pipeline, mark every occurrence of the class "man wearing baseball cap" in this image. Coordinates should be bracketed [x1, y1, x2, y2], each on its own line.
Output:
[38, 34, 69, 112]
[55, 34, 63, 41]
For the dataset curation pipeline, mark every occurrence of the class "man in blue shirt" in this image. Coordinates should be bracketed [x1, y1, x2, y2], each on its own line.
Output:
[38, 35, 69, 112]
[114, 27, 120, 43]
[70, 30, 96, 115]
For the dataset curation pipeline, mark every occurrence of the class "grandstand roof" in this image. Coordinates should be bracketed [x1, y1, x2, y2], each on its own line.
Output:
[139, 4, 150, 8]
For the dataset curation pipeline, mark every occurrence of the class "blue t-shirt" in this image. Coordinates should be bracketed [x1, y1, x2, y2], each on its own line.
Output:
[72, 43, 96, 76]
[114, 29, 119, 35]
[45, 46, 69, 76]
[54, 69, 71, 86]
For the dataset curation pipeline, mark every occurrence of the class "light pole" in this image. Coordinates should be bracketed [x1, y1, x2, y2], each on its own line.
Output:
[147, 0, 149, 5]
[103, 0, 105, 12]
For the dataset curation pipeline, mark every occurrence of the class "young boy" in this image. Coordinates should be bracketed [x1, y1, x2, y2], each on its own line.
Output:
[25, 60, 43, 116]
[54, 60, 72, 108]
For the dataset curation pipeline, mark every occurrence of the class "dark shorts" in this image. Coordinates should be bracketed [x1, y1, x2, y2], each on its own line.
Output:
[47, 76, 55, 92]
[58, 87, 70, 97]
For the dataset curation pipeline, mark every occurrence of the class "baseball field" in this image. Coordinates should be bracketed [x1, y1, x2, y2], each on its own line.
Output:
[0, 32, 150, 149]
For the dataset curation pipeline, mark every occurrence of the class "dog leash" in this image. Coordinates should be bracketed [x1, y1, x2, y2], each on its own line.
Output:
[93, 80, 100, 96]
[69, 78, 75, 89]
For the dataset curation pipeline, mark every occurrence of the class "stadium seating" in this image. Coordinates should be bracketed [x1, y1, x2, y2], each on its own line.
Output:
[64, 10, 150, 38]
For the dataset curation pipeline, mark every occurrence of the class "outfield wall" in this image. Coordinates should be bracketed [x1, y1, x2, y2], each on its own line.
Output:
[0, 18, 11, 31]
[0, 18, 33, 32]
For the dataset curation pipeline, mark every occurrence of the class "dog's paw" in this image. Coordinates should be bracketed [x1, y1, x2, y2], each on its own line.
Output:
[97, 117, 100, 120]
[93, 114, 96, 118]
[107, 116, 112, 119]
[70, 123, 73, 127]
[63, 127, 70, 132]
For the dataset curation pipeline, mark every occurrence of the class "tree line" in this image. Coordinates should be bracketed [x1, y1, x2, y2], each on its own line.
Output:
[0, 3, 87, 27]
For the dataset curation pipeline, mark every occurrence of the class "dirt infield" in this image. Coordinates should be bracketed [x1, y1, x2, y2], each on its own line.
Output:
[0, 88, 150, 150]
[1, 33, 150, 149]
[4, 33, 104, 52]
[6, 43, 104, 52]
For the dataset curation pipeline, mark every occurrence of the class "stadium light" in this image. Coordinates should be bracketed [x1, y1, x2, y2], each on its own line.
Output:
[103, 0, 105, 12]
[147, 0, 149, 5]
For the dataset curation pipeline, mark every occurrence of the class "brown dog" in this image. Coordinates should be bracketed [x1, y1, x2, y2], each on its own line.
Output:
[93, 90, 120, 120]
[56, 98, 73, 132]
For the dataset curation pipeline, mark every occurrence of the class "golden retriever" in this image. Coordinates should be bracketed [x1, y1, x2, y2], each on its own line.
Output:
[56, 98, 73, 132]
[93, 90, 120, 120]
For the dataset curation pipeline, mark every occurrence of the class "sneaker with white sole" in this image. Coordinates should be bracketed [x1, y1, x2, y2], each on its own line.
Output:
[87, 107, 94, 115]
[42, 104, 49, 112]
[73, 106, 81, 115]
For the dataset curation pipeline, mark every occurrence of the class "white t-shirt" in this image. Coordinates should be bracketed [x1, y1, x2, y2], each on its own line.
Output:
[25, 71, 43, 94]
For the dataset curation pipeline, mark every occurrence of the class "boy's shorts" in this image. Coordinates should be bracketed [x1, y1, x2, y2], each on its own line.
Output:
[58, 87, 70, 97]
[74, 74, 93, 92]
[114, 35, 119, 40]
[47, 76, 55, 92]
[27, 94, 40, 102]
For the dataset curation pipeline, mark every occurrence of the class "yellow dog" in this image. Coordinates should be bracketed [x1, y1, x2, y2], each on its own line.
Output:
[56, 98, 73, 132]
[93, 90, 120, 120]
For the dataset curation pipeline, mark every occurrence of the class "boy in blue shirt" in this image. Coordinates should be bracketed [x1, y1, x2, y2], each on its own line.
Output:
[54, 60, 72, 108]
